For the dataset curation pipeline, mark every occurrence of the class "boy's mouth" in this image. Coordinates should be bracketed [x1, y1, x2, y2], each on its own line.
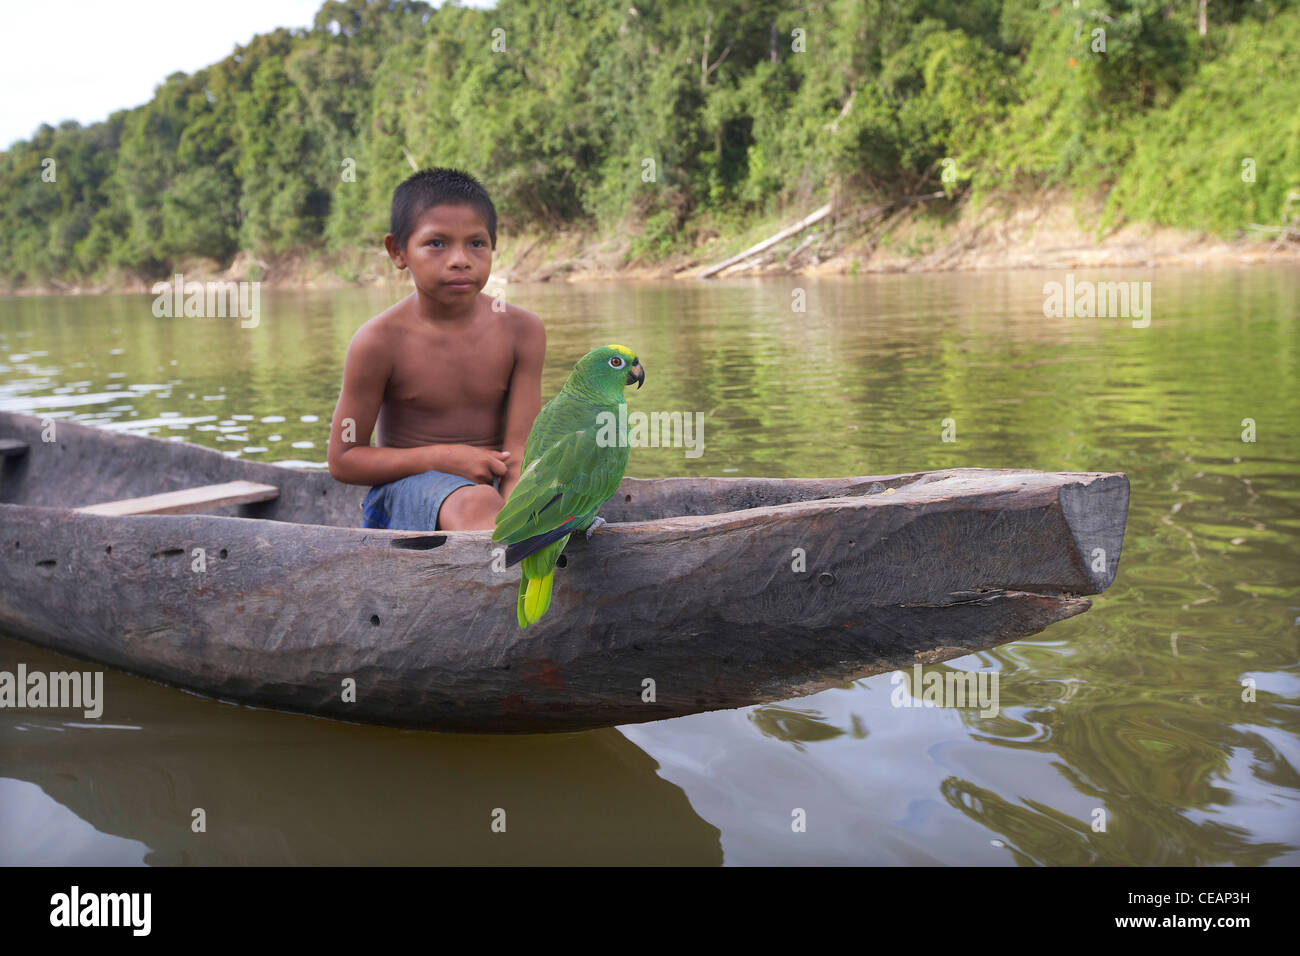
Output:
[443, 279, 477, 291]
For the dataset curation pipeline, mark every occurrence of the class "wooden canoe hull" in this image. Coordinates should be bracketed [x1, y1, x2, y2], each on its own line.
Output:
[0, 411, 1128, 732]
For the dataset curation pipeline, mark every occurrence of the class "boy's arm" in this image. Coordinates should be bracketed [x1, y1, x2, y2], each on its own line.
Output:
[498, 310, 546, 500]
[328, 323, 463, 486]
[328, 323, 417, 485]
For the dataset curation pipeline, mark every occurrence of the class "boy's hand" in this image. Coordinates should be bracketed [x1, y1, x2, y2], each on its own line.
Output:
[437, 444, 511, 484]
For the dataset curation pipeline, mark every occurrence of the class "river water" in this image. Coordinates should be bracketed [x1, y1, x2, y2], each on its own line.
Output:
[1, 266, 1297, 864]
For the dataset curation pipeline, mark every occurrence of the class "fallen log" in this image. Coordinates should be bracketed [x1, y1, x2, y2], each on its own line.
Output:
[700, 203, 833, 278]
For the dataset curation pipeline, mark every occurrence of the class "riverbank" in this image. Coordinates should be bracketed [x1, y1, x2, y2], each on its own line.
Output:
[8, 192, 1298, 296]
[507, 191, 1300, 282]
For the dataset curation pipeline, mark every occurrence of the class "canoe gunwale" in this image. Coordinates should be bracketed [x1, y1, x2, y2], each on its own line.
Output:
[2, 466, 1126, 601]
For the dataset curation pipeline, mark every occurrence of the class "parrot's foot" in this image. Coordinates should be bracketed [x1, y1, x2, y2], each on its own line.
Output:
[585, 516, 607, 540]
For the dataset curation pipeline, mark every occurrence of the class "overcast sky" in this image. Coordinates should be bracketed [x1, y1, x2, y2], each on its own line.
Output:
[0, 0, 492, 150]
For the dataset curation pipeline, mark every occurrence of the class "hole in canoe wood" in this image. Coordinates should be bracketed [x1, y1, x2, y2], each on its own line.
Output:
[219, 548, 228, 559]
[151, 548, 185, 559]
[105, 545, 111, 554]
[624, 494, 631, 502]
[556, 554, 568, 569]
[818, 571, 836, 586]
[37, 559, 56, 567]
[370, 614, 380, 626]
[390, 535, 447, 551]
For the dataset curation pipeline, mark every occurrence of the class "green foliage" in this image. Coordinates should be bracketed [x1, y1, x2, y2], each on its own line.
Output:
[1101, 14, 1300, 233]
[1, 0, 1297, 287]
[940, 0, 1299, 233]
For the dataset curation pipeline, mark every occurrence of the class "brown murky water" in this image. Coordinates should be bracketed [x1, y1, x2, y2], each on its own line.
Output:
[1, 267, 1297, 864]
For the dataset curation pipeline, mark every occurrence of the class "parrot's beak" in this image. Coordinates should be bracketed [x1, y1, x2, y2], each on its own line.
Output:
[626, 359, 645, 389]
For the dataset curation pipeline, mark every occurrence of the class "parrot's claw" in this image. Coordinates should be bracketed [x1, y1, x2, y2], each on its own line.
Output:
[585, 516, 607, 540]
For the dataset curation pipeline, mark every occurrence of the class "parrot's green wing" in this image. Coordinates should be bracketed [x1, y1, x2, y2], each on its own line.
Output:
[491, 424, 628, 551]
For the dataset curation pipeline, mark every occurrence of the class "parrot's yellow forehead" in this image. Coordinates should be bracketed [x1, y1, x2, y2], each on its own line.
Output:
[607, 344, 636, 360]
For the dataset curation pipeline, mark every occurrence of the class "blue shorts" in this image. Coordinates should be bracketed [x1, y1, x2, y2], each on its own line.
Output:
[361, 469, 499, 531]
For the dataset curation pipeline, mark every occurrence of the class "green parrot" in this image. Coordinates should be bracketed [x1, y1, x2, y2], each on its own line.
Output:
[492, 344, 646, 629]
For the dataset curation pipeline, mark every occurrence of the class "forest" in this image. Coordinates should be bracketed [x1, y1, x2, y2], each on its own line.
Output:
[1, 0, 1296, 288]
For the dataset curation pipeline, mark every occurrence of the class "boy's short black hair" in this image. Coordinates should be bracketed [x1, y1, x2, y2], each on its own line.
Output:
[389, 168, 497, 251]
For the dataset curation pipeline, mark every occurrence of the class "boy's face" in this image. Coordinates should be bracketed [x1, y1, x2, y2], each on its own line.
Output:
[386, 202, 493, 303]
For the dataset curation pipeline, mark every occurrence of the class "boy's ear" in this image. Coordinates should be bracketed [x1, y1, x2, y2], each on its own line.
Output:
[383, 234, 407, 270]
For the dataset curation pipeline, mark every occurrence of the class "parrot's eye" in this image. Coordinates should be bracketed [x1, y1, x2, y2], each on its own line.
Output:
[609, 356, 624, 369]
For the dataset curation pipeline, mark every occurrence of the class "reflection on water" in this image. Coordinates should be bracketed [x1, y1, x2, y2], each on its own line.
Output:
[1, 267, 1297, 864]
[0, 637, 720, 866]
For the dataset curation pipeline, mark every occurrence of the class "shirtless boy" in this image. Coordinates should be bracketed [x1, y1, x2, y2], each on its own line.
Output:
[327, 168, 545, 531]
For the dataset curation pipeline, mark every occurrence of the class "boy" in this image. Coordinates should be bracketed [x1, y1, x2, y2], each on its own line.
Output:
[327, 168, 545, 531]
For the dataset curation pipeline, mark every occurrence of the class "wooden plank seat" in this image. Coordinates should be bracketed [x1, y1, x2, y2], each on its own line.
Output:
[0, 439, 30, 457]
[77, 480, 279, 516]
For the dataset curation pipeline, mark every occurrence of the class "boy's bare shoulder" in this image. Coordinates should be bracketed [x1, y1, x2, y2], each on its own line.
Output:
[497, 300, 545, 346]
[348, 296, 413, 354]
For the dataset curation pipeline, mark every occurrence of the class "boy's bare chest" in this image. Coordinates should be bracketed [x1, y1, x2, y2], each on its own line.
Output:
[387, 322, 515, 411]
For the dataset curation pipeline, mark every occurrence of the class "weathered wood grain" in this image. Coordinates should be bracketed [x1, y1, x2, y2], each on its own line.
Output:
[0, 410, 1129, 732]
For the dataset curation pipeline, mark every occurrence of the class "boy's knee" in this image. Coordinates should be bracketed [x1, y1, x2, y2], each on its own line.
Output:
[438, 483, 504, 530]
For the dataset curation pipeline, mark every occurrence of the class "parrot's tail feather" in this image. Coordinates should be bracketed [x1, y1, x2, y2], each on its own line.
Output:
[505, 525, 575, 567]
[519, 571, 555, 628]
[516, 583, 530, 629]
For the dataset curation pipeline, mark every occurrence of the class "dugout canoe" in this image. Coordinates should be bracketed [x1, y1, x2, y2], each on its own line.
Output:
[0, 410, 1129, 733]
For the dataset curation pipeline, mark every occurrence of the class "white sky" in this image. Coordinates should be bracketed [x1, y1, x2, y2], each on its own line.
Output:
[0, 0, 493, 150]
